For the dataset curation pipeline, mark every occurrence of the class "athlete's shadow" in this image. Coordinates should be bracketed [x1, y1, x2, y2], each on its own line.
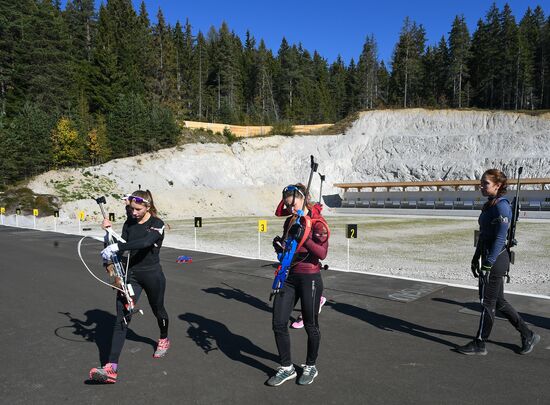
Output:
[179, 312, 278, 375]
[56, 310, 156, 364]
[202, 283, 271, 313]
[325, 300, 473, 349]
[432, 297, 550, 331]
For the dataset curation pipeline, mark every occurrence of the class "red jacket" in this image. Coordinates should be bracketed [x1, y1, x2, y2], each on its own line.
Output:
[279, 204, 329, 274]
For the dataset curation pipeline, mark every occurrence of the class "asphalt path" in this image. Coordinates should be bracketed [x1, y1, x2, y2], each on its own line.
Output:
[1, 226, 549, 405]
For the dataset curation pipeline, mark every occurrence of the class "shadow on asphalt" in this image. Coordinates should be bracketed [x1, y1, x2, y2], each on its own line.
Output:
[326, 300, 474, 349]
[179, 312, 278, 376]
[55, 310, 156, 364]
[202, 283, 272, 313]
[432, 297, 550, 332]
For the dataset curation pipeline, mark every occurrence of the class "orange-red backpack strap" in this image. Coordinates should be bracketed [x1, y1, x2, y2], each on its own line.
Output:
[295, 216, 313, 251]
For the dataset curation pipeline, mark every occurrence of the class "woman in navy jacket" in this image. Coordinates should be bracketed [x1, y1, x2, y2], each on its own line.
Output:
[457, 169, 539, 355]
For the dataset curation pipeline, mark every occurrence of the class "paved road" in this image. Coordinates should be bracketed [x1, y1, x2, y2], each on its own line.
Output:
[1, 226, 548, 405]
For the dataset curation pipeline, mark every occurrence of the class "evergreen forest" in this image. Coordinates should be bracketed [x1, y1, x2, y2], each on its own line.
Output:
[1, 1, 549, 186]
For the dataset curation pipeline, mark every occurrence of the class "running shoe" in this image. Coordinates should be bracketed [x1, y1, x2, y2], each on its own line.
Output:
[298, 364, 318, 385]
[153, 337, 171, 358]
[266, 366, 297, 387]
[456, 339, 487, 355]
[89, 363, 117, 383]
[319, 296, 327, 313]
[291, 316, 304, 329]
[520, 333, 540, 355]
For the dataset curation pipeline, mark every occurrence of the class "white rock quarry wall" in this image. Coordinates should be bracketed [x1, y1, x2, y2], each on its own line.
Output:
[28, 109, 550, 219]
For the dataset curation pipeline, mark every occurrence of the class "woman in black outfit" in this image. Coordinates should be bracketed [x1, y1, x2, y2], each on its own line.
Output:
[89, 190, 170, 383]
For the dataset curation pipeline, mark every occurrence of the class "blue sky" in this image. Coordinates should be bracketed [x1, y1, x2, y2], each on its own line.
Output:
[73, 0, 548, 65]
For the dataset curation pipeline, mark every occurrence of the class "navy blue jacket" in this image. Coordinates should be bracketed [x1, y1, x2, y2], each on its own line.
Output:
[474, 197, 511, 267]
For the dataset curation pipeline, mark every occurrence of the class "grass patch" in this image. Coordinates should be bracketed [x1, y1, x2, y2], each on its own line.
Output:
[51, 175, 117, 202]
[178, 127, 227, 145]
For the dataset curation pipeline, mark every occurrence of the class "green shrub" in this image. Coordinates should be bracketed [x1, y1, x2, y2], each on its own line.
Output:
[269, 121, 294, 136]
[223, 126, 237, 144]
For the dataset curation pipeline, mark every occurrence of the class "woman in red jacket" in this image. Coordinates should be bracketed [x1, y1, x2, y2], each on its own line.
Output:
[267, 184, 329, 387]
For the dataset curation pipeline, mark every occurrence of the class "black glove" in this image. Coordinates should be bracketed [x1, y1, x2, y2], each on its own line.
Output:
[471, 258, 480, 278]
[272, 236, 284, 254]
[288, 223, 303, 240]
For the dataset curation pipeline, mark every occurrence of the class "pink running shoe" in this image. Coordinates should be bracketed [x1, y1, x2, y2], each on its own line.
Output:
[291, 316, 304, 329]
[89, 363, 117, 383]
[319, 296, 327, 313]
[154, 337, 171, 358]
[291, 296, 327, 329]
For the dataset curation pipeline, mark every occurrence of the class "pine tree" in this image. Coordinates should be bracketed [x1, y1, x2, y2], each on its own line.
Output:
[293, 45, 315, 123]
[422, 45, 439, 106]
[0, 103, 54, 182]
[499, 4, 520, 109]
[242, 30, 258, 121]
[449, 15, 471, 107]
[312, 51, 333, 122]
[6, 1, 76, 115]
[254, 39, 278, 123]
[275, 38, 300, 120]
[64, 0, 96, 62]
[377, 61, 390, 107]
[390, 17, 426, 107]
[470, 4, 502, 108]
[357, 34, 379, 109]
[328, 55, 348, 120]
[135, 1, 155, 97]
[532, 7, 548, 108]
[196, 31, 208, 120]
[0, 1, 23, 116]
[180, 19, 199, 119]
[345, 58, 360, 114]
[152, 8, 171, 102]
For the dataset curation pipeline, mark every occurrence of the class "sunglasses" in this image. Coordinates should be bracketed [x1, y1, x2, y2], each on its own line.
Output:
[129, 195, 150, 204]
[283, 185, 305, 198]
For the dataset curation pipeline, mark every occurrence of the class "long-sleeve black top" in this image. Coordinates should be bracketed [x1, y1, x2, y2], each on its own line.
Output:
[117, 216, 165, 272]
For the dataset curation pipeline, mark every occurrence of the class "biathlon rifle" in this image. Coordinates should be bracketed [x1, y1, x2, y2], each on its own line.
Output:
[94, 196, 140, 322]
[505, 166, 523, 282]
[270, 155, 318, 300]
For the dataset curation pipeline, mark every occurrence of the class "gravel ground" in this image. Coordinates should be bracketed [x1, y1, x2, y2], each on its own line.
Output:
[4, 213, 549, 296]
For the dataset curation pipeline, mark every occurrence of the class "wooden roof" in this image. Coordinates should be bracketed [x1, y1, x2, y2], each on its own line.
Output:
[334, 178, 550, 191]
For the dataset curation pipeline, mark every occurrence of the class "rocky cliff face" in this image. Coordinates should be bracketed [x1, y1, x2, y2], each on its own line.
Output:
[28, 109, 550, 218]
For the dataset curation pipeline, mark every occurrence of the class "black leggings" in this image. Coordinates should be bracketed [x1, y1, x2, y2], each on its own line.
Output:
[109, 268, 169, 363]
[476, 251, 530, 341]
[272, 272, 323, 366]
